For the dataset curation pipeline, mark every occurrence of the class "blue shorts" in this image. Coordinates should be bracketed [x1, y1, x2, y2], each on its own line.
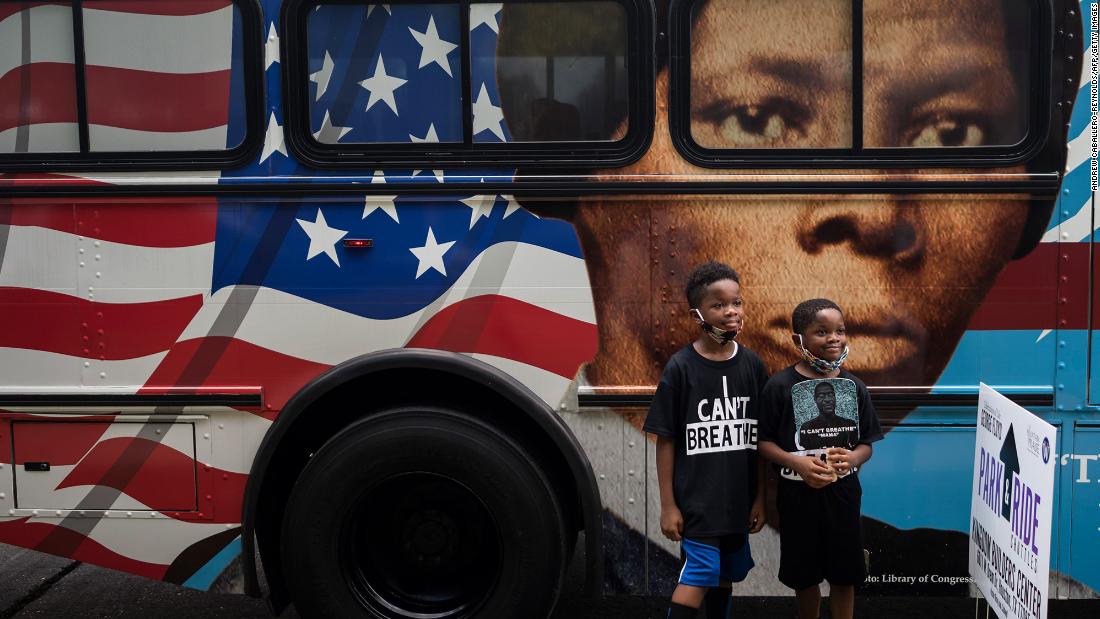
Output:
[678, 534, 754, 587]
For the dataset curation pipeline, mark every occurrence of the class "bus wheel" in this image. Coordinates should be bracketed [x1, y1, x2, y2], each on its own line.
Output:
[280, 408, 567, 619]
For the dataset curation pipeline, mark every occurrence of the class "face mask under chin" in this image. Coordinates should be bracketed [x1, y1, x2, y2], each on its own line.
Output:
[692, 309, 740, 345]
[795, 335, 850, 374]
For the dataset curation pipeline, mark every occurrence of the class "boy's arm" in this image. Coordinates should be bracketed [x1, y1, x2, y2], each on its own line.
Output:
[826, 443, 872, 476]
[655, 436, 683, 541]
[760, 440, 835, 489]
[749, 450, 766, 532]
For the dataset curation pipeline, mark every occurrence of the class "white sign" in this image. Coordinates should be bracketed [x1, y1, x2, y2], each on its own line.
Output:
[969, 384, 1056, 619]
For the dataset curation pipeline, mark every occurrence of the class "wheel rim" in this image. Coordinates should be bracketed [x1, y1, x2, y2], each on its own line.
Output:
[341, 472, 502, 618]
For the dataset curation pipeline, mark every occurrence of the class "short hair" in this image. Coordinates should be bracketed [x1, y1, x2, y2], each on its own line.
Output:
[791, 298, 843, 335]
[814, 382, 835, 396]
[684, 261, 740, 307]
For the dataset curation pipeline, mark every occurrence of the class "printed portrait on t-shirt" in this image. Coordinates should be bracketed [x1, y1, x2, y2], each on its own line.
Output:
[792, 378, 859, 451]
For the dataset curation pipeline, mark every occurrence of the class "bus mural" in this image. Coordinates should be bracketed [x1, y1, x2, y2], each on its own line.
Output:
[0, 0, 1096, 616]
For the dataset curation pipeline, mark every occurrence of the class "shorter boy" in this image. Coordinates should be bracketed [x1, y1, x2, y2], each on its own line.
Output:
[643, 262, 768, 619]
[758, 299, 883, 619]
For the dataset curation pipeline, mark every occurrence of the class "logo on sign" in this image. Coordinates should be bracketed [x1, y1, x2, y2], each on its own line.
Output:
[1042, 437, 1050, 464]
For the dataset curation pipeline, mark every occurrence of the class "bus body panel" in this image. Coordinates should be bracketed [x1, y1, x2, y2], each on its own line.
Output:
[0, 0, 1097, 604]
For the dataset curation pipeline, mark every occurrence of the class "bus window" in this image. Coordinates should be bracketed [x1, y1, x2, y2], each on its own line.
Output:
[483, 2, 629, 143]
[688, 0, 853, 149]
[0, 0, 259, 168]
[82, 0, 247, 152]
[862, 0, 1030, 149]
[0, 2, 79, 153]
[287, 0, 651, 167]
[672, 0, 1041, 164]
[307, 3, 464, 144]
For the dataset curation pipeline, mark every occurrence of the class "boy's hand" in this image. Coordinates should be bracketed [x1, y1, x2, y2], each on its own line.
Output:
[748, 497, 765, 533]
[827, 447, 854, 476]
[793, 455, 835, 489]
[660, 505, 684, 542]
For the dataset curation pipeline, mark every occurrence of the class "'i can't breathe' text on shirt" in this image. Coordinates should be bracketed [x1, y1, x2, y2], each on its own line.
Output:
[644, 344, 768, 537]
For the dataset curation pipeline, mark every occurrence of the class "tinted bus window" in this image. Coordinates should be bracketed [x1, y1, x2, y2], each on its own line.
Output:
[82, 0, 247, 152]
[489, 2, 628, 142]
[677, 0, 1037, 162]
[862, 0, 1030, 149]
[0, 2, 79, 153]
[0, 0, 254, 160]
[301, 0, 632, 145]
[688, 0, 853, 149]
[307, 3, 464, 144]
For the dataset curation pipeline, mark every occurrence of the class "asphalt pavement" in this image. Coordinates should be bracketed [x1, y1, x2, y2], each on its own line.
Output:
[0, 540, 1096, 618]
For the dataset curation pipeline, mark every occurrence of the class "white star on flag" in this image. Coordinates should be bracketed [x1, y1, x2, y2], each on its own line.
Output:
[367, 4, 392, 17]
[363, 171, 399, 222]
[297, 208, 348, 267]
[260, 111, 287, 163]
[359, 55, 407, 115]
[310, 51, 335, 100]
[409, 15, 458, 76]
[410, 124, 440, 143]
[502, 194, 534, 219]
[313, 110, 352, 143]
[409, 227, 455, 278]
[413, 169, 445, 182]
[265, 23, 280, 69]
[472, 83, 505, 141]
[461, 194, 497, 229]
[469, 3, 502, 32]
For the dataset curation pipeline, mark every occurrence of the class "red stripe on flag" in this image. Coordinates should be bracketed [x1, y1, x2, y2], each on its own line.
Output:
[406, 295, 598, 378]
[0, 288, 203, 360]
[0, 63, 78, 133]
[83, 0, 232, 16]
[0, 518, 168, 580]
[966, 243, 1085, 331]
[85, 67, 230, 133]
[0, 3, 67, 23]
[12, 421, 111, 466]
[73, 199, 218, 247]
[143, 337, 331, 417]
[2, 197, 217, 247]
[58, 437, 198, 512]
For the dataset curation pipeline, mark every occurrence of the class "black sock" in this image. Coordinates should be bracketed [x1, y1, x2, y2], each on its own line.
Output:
[704, 587, 731, 619]
[667, 601, 698, 619]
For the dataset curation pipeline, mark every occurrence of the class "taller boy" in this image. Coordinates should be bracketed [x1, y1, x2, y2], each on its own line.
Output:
[644, 262, 767, 619]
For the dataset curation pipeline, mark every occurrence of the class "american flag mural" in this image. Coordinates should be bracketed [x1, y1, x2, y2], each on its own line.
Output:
[0, 0, 597, 588]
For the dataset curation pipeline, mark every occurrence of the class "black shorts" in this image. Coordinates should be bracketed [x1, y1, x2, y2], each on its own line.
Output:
[775, 475, 866, 590]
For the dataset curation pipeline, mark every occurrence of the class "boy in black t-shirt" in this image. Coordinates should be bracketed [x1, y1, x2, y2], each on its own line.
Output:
[643, 262, 768, 619]
[758, 299, 884, 619]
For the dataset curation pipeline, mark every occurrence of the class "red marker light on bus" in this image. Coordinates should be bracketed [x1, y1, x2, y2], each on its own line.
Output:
[343, 239, 373, 248]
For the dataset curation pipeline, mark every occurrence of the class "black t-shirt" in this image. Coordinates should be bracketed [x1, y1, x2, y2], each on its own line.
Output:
[758, 365, 884, 483]
[643, 343, 769, 537]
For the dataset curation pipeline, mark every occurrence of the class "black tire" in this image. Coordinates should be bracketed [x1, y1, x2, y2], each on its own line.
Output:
[281, 407, 568, 619]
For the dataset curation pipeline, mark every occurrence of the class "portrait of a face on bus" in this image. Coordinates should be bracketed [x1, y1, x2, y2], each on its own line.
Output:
[496, 0, 1049, 414]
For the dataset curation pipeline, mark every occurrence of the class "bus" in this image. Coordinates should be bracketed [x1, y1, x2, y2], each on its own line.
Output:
[0, 0, 1095, 616]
